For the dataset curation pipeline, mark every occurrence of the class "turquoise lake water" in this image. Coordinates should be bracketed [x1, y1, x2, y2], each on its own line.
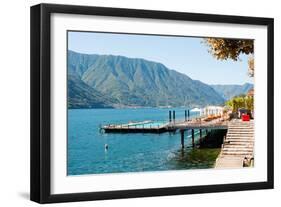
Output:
[67, 108, 216, 175]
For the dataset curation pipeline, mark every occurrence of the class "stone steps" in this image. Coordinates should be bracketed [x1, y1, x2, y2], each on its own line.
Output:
[227, 137, 254, 139]
[227, 130, 254, 132]
[227, 129, 254, 131]
[227, 135, 254, 138]
[226, 139, 254, 142]
[227, 134, 254, 136]
[221, 151, 253, 156]
[222, 148, 253, 152]
[226, 138, 254, 141]
[227, 129, 254, 132]
[228, 127, 254, 129]
[227, 142, 254, 145]
[224, 143, 254, 147]
[223, 148, 253, 152]
[223, 143, 253, 147]
[228, 125, 254, 127]
[215, 120, 254, 169]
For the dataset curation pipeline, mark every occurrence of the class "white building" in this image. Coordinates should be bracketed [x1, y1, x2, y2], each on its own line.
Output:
[190, 107, 201, 113]
[200, 106, 224, 117]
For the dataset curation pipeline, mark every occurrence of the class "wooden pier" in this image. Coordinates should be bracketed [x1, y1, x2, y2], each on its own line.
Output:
[101, 111, 254, 169]
[101, 109, 230, 150]
[101, 109, 227, 133]
[101, 118, 228, 150]
[101, 122, 175, 133]
[101, 118, 228, 134]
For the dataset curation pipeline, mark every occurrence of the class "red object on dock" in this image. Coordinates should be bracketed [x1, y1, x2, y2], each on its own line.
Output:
[242, 114, 250, 121]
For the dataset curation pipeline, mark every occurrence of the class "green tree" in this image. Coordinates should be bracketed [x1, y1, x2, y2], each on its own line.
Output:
[225, 95, 254, 113]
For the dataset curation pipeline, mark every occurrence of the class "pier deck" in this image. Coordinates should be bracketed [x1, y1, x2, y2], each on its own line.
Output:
[101, 118, 228, 133]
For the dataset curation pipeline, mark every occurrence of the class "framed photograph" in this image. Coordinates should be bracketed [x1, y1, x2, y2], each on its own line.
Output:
[30, 3, 274, 203]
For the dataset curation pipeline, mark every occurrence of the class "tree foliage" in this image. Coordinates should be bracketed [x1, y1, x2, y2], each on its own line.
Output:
[204, 38, 254, 77]
[248, 55, 254, 77]
[225, 94, 254, 113]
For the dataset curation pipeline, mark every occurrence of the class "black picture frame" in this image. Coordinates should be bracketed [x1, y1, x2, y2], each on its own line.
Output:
[30, 3, 274, 204]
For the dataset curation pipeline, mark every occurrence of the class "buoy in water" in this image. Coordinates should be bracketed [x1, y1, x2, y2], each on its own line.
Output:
[104, 144, 109, 150]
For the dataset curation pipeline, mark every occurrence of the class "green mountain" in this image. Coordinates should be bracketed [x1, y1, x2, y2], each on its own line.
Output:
[68, 50, 225, 108]
[211, 83, 253, 101]
[68, 74, 119, 108]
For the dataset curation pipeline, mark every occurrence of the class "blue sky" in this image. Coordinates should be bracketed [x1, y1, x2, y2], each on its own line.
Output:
[68, 31, 253, 85]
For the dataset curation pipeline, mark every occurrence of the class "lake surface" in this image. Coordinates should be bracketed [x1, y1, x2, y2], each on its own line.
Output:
[67, 108, 220, 175]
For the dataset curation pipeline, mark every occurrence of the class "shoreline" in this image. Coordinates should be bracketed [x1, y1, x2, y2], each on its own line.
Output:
[67, 105, 208, 110]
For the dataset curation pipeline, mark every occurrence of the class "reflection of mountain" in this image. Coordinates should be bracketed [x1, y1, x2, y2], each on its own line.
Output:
[68, 50, 227, 108]
[211, 83, 253, 100]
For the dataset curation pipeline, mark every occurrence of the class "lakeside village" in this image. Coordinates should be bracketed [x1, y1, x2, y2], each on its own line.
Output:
[101, 88, 254, 169]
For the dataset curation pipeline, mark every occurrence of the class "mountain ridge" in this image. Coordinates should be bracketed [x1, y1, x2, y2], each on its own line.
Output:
[211, 83, 253, 100]
[67, 50, 251, 109]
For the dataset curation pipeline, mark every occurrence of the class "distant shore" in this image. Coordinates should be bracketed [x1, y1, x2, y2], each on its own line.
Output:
[68, 105, 205, 110]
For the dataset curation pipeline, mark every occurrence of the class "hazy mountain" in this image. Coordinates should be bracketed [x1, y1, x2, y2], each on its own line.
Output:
[211, 83, 254, 100]
[68, 50, 226, 108]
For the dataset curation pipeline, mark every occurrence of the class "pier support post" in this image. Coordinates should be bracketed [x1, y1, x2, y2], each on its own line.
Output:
[180, 130, 184, 149]
[185, 110, 187, 121]
[188, 110, 190, 121]
[192, 129, 195, 147]
[169, 111, 172, 122]
[173, 110, 175, 123]
[199, 129, 202, 144]
[205, 129, 209, 141]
